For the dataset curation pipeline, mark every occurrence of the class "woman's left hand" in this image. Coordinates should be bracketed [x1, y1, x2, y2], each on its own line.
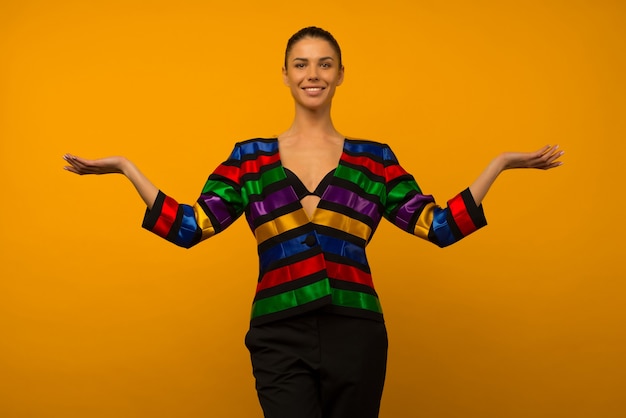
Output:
[500, 144, 564, 171]
[469, 145, 565, 206]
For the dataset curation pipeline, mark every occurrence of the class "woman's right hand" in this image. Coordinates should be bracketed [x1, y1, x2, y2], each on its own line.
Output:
[63, 154, 159, 209]
[63, 154, 128, 175]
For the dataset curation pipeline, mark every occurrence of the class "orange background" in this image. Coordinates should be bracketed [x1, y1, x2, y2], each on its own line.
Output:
[1, 1, 625, 417]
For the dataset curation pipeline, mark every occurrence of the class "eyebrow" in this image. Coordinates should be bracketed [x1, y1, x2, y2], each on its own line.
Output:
[292, 56, 335, 62]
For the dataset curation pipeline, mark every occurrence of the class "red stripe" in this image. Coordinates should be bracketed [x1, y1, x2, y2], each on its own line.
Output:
[341, 154, 386, 177]
[152, 195, 178, 237]
[326, 261, 373, 288]
[448, 194, 476, 236]
[241, 153, 280, 173]
[383, 164, 409, 183]
[212, 164, 240, 184]
[212, 153, 280, 184]
[257, 254, 326, 292]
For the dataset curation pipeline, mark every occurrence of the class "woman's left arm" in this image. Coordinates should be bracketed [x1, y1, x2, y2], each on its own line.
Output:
[469, 145, 564, 206]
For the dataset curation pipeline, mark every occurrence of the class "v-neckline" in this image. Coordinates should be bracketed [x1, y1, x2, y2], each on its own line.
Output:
[283, 167, 336, 199]
[276, 137, 346, 220]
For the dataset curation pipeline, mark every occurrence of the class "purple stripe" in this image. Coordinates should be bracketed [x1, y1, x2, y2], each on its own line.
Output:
[394, 194, 435, 231]
[324, 185, 382, 224]
[201, 194, 234, 229]
[248, 187, 299, 224]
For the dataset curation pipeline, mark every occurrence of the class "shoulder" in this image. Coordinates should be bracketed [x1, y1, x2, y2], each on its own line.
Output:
[344, 138, 397, 162]
[229, 138, 279, 159]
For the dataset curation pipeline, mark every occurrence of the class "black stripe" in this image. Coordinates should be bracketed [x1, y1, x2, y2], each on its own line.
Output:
[240, 160, 282, 183]
[250, 202, 303, 230]
[256, 224, 315, 255]
[206, 174, 240, 191]
[461, 188, 487, 229]
[314, 224, 367, 247]
[339, 160, 386, 184]
[386, 173, 418, 194]
[317, 200, 380, 231]
[254, 272, 329, 301]
[386, 190, 424, 231]
[142, 191, 166, 230]
[324, 252, 370, 274]
[329, 279, 378, 296]
[259, 247, 323, 277]
[446, 210, 463, 242]
[196, 195, 234, 234]
[331, 177, 384, 207]
[343, 149, 386, 166]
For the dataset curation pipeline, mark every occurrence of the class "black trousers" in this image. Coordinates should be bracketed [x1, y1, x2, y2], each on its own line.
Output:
[245, 311, 388, 418]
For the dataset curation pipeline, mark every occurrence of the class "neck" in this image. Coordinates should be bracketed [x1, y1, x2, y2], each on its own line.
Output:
[282, 104, 342, 141]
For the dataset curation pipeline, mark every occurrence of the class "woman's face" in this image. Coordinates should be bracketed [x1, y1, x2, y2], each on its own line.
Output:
[282, 37, 344, 111]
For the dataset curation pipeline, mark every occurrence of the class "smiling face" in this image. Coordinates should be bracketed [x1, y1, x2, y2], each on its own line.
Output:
[282, 37, 344, 112]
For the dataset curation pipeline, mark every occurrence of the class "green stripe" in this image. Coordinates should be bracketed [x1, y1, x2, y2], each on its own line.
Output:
[335, 165, 386, 197]
[201, 180, 246, 212]
[242, 166, 285, 196]
[331, 288, 383, 313]
[386, 180, 421, 212]
[251, 279, 332, 318]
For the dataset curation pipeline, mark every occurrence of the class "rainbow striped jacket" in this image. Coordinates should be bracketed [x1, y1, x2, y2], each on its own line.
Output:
[142, 138, 487, 325]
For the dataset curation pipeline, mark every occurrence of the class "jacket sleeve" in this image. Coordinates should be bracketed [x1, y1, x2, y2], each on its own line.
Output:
[141, 144, 245, 248]
[381, 145, 487, 248]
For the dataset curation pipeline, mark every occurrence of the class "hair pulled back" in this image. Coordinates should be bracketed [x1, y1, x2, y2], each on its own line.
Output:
[284, 26, 343, 69]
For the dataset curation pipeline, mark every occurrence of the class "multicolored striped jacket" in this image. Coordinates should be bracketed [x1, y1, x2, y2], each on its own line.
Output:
[142, 138, 487, 325]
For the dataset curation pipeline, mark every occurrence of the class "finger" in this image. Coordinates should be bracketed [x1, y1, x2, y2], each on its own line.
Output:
[543, 161, 563, 170]
[64, 157, 87, 172]
[536, 145, 552, 156]
[63, 154, 81, 170]
[541, 145, 564, 164]
[63, 164, 88, 175]
[64, 154, 96, 174]
[546, 149, 564, 165]
[536, 145, 559, 162]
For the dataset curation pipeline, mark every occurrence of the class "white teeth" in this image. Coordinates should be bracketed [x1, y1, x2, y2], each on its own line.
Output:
[304, 87, 323, 91]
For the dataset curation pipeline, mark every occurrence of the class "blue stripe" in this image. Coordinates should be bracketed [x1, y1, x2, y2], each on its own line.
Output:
[344, 141, 384, 156]
[344, 140, 398, 163]
[317, 234, 367, 266]
[259, 232, 368, 273]
[176, 204, 199, 247]
[259, 233, 311, 272]
[236, 139, 279, 158]
[431, 207, 455, 247]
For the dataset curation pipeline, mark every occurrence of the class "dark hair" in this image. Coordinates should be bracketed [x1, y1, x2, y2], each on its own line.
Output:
[284, 26, 342, 69]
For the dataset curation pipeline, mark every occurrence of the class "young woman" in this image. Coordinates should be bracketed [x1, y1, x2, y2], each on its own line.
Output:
[64, 26, 563, 418]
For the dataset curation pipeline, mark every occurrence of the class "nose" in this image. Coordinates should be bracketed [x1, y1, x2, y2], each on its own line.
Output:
[307, 66, 319, 81]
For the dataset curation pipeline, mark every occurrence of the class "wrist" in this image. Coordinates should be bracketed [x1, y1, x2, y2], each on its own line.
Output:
[493, 153, 509, 172]
[118, 157, 134, 176]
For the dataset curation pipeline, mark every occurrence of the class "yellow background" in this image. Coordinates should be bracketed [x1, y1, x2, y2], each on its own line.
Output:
[1, 0, 625, 417]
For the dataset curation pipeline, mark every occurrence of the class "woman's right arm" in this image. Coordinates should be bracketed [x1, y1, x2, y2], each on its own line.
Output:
[63, 154, 158, 209]
[64, 146, 245, 249]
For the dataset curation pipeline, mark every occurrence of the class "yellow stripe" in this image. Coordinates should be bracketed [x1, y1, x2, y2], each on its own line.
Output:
[413, 202, 436, 240]
[313, 208, 372, 241]
[255, 209, 311, 244]
[193, 203, 216, 240]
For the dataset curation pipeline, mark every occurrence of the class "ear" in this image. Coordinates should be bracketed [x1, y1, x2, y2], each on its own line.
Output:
[337, 65, 345, 86]
[282, 67, 289, 86]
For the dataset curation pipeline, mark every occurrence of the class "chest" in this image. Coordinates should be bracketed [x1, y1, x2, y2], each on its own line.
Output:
[278, 142, 344, 191]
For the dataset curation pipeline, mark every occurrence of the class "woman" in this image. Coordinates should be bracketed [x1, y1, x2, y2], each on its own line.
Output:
[64, 26, 563, 418]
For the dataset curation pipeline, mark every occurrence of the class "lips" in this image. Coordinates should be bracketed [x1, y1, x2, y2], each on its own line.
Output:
[301, 86, 326, 97]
